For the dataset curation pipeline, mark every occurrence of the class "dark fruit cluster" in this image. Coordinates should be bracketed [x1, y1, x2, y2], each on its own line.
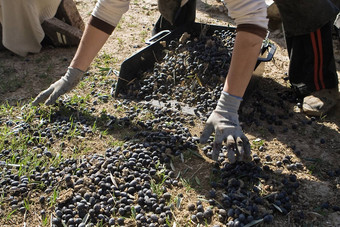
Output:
[206, 161, 299, 226]
[0, 102, 199, 226]
[49, 143, 181, 227]
[126, 30, 236, 115]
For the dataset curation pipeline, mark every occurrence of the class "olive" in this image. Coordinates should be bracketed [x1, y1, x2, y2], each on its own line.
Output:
[187, 203, 196, 211]
[263, 214, 274, 223]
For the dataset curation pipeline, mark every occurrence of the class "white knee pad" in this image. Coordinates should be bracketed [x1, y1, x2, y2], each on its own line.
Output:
[225, 0, 268, 29]
[92, 0, 131, 27]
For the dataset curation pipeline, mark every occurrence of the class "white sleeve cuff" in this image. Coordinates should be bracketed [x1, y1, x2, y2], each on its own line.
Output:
[92, 0, 131, 27]
[225, 0, 268, 29]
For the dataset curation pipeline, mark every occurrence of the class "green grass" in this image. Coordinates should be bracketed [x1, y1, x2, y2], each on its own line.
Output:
[93, 52, 119, 70]
[140, 31, 148, 43]
[130, 206, 137, 220]
[117, 38, 124, 46]
[1, 46, 334, 227]
[180, 178, 193, 193]
[251, 138, 265, 150]
[151, 174, 168, 197]
[305, 158, 323, 175]
[34, 55, 50, 64]
[42, 215, 49, 226]
[127, 23, 138, 28]
[0, 75, 24, 94]
[49, 188, 59, 207]
[23, 198, 30, 211]
[0, 193, 4, 207]
[108, 139, 125, 147]
[6, 209, 17, 220]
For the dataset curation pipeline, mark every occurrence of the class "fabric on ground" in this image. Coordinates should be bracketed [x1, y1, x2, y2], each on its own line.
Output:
[0, 0, 61, 56]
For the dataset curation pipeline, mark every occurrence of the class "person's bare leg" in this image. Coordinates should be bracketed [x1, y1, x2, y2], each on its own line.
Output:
[70, 24, 110, 71]
[223, 31, 263, 97]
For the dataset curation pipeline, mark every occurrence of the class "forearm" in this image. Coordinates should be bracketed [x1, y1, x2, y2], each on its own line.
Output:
[223, 31, 263, 97]
[70, 0, 131, 71]
[32, 0, 131, 106]
[70, 24, 111, 71]
[222, 0, 268, 97]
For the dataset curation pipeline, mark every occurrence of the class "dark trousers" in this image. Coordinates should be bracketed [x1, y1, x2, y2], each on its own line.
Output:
[0, 23, 5, 50]
[152, 0, 196, 35]
[286, 21, 339, 96]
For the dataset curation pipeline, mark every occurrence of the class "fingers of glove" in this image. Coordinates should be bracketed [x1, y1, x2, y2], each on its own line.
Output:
[226, 135, 237, 163]
[235, 136, 252, 162]
[211, 125, 228, 160]
[31, 87, 54, 106]
[44, 89, 65, 105]
[242, 136, 252, 162]
[200, 122, 214, 144]
[212, 141, 222, 161]
[236, 137, 245, 162]
[44, 80, 74, 105]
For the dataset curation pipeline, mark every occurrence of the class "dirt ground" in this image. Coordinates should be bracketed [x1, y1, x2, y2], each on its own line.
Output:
[0, 0, 340, 226]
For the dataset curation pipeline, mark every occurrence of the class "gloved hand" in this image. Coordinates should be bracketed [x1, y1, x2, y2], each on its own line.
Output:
[32, 67, 84, 106]
[158, 0, 189, 25]
[200, 92, 251, 163]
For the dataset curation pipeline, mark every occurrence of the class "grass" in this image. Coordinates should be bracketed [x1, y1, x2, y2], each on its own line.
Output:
[117, 37, 124, 46]
[108, 139, 125, 147]
[150, 174, 168, 197]
[127, 23, 138, 28]
[140, 30, 148, 43]
[0, 99, 109, 221]
[42, 215, 49, 226]
[23, 198, 30, 211]
[130, 206, 137, 220]
[0, 10, 339, 225]
[38, 72, 49, 80]
[49, 188, 59, 208]
[180, 178, 193, 193]
[0, 75, 24, 94]
[305, 158, 323, 175]
[251, 138, 265, 151]
[0, 193, 4, 207]
[6, 209, 17, 221]
[93, 52, 119, 70]
[34, 55, 50, 64]
[72, 141, 94, 155]
[182, 149, 203, 161]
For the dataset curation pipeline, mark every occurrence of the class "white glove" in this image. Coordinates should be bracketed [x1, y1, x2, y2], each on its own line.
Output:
[200, 92, 251, 163]
[32, 67, 84, 106]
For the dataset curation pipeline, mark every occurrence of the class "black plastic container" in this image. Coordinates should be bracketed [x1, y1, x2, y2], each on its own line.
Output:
[114, 22, 276, 96]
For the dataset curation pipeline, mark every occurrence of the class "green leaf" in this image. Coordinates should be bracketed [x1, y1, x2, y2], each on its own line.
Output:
[131, 206, 136, 219]
[244, 219, 264, 227]
[97, 66, 112, 72]
[170, 160, 176, 171]
[176, 196, 182, 209]
[272, 203, 283, 213]
[188, 149, 204, 159]
[82, 213, 89, 224]
[195, 176, 201, 185]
